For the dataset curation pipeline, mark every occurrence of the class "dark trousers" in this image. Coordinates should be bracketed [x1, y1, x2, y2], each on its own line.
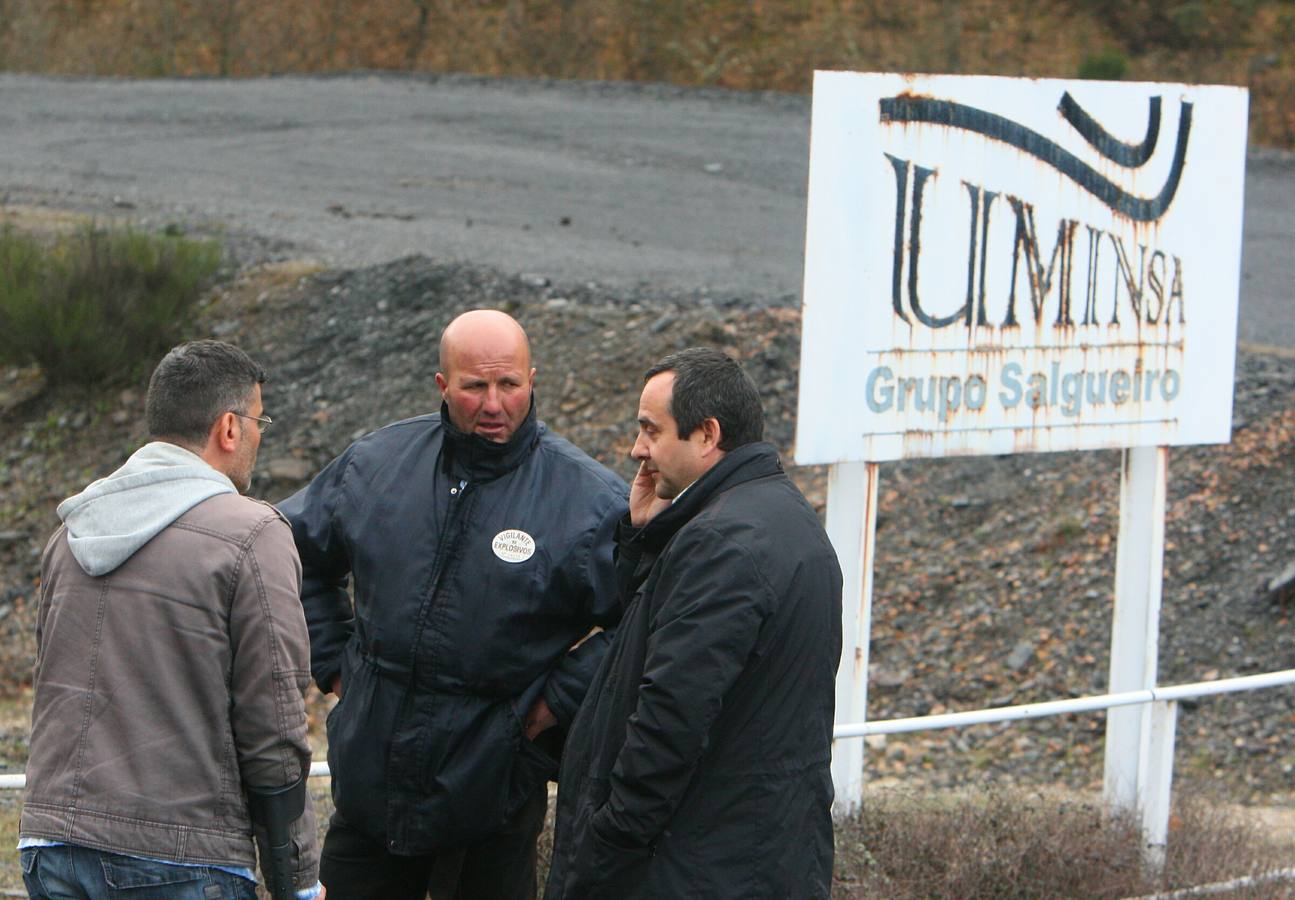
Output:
[320, 786, 548, 900]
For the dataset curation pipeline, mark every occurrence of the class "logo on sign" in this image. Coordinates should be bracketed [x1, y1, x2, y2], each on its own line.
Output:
[492, 529, 535, 563]
[868, 90, 1190, 429]
[881, 92, 1189, 336]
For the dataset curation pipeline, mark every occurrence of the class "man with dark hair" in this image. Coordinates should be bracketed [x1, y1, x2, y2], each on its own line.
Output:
[546, 347, 844, 899]
[280, 309, 627, 899]
[20, 340, 322, 900]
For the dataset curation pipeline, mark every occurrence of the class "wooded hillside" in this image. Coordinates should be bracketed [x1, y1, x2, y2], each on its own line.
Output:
[0, 0, 1290, 144]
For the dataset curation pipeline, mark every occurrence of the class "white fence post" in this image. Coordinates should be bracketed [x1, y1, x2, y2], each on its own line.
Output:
[1104, 446, 1169, 812]
[826, 460, 879, 816]
[1138, 699, 1179, 869]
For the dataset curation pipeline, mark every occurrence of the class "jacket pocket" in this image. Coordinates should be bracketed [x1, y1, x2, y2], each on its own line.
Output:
[325, 641, 388, 829]
[505, 707, 559, 819]
[405, 692, 516, 844]
[404, 693, 557, 844]
[562, 811, 653, 899]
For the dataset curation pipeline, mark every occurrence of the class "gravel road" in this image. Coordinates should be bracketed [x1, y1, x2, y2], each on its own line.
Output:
[0, 73, 806, 303]
[1, 72, 1291, 343]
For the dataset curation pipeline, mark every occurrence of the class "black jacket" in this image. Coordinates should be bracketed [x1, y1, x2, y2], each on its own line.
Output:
[545, 442, 843, 899]
[279, 401, 627, 853]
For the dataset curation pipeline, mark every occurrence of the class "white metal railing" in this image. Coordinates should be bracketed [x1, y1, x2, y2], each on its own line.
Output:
[830, 666, 1295, 890]
[0, 761, 334, 791]
[0, 669, 1289, 791]
[832, 668, 1295, 738]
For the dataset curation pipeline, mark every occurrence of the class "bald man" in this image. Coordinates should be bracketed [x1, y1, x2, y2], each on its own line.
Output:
[280, 310, 627, 900]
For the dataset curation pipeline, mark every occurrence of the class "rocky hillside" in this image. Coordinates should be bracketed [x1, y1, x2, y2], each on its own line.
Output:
[1, 252, 1292, 802]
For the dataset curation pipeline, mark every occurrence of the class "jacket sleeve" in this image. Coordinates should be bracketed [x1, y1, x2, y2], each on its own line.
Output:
[32, 531, 62, 676]
[278, 447, 355, 692]
[542, 497, 628, 727]
[228, 514, 320, 893]
[589, 523, 771, 855]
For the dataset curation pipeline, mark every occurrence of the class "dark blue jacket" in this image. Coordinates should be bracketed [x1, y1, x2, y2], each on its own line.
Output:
[279, 401, 627, 853]
[545, 442, 842, 898]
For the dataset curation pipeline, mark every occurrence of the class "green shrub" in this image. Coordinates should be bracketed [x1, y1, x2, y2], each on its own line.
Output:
[1078, 48, 1130, 80]
[0, 225, 221, 387]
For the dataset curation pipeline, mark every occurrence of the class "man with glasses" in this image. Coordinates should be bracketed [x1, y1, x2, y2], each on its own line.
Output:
[281, 309, 627, 899]
[20, 340, 322, 899]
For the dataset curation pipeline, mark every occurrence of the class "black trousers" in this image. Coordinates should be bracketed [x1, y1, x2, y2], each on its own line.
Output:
[320, 785, 548, 900]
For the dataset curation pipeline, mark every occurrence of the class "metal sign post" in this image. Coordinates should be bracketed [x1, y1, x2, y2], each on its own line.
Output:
[826, 460, 879, 815]
[1105, 446, 1170, 831]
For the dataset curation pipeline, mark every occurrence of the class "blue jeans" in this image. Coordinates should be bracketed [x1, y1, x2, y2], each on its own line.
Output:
[21, 845, 257, 899]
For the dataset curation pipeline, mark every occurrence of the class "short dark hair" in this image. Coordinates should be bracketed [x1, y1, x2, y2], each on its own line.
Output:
[146, 340, 266, 447]
[644, 347, 763, 451]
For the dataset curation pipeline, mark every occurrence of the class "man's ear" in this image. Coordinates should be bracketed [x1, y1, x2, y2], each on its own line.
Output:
[209, 412, 240, 454]
[434, 372, 448, 393]
[699, 417, 723, 454]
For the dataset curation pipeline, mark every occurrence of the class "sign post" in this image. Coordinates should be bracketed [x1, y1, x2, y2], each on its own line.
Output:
[797, 72, 1248, 843]
[1105, 446, 1169, 812]
[826, 460, 878, 815]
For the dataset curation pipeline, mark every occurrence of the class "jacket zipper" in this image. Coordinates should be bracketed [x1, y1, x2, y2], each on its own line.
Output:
[408, 478, 471, 681]
[388, 477, 471, 850]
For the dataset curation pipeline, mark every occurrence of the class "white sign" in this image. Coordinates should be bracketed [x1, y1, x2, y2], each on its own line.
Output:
[796, 72, 1248, 463]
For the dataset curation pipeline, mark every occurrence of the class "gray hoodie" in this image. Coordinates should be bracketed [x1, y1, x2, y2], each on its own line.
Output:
[56, 441, 235, 576]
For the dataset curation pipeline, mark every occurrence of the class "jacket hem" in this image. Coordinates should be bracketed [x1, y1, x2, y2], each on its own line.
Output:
[20, 803, 257, 869]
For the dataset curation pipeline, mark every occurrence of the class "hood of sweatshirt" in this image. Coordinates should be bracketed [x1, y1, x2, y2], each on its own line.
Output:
[55, 441, 237, 576]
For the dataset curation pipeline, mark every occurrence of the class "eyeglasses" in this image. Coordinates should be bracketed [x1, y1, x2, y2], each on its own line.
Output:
[231, 411, 273, 433]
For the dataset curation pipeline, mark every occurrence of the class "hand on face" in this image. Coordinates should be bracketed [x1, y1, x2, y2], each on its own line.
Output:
[630, 459, 673, 527]
[629, 371, 716, 525]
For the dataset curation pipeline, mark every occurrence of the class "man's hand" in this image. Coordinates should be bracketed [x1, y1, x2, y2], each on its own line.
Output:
[523, 696, 558, 741]
[629, 460, 671, 527]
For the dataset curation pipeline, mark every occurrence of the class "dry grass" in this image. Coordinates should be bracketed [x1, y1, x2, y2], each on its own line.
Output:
[835, 786, 1295, 898]
[0, 1, 1293, 146]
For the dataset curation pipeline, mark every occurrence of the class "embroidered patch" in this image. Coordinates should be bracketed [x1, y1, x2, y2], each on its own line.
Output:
[492, 529, 535, 563]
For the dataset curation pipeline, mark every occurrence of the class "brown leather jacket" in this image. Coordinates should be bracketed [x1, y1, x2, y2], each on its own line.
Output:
[20, 493, 320, 889]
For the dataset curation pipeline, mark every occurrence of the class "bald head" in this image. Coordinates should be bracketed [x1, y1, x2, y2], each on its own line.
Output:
[435, 310, 536, 443]
[439, 309, 531, 374]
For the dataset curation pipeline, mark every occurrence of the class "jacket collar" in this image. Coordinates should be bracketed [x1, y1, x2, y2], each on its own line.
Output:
[632, 441, 783, 552]
[441, 396, 541, 482]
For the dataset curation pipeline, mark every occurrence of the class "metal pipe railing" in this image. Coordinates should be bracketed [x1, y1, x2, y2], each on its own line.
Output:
[831, 668, 1295, 739]
[0, 669, 1289, 791]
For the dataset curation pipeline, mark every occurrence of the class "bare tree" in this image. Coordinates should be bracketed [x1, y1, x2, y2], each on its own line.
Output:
[0, 0, 11, 69]
[407, 0, 431, 69]
[325, 0, 348, 70]
[196, 0, 241, 76]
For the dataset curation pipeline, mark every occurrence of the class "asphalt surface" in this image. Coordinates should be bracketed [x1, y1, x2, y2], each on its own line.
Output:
[0, 72, 1291, 345]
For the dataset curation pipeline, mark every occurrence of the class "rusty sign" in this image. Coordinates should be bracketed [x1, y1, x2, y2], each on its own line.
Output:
[795, 72, 1249, 463]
